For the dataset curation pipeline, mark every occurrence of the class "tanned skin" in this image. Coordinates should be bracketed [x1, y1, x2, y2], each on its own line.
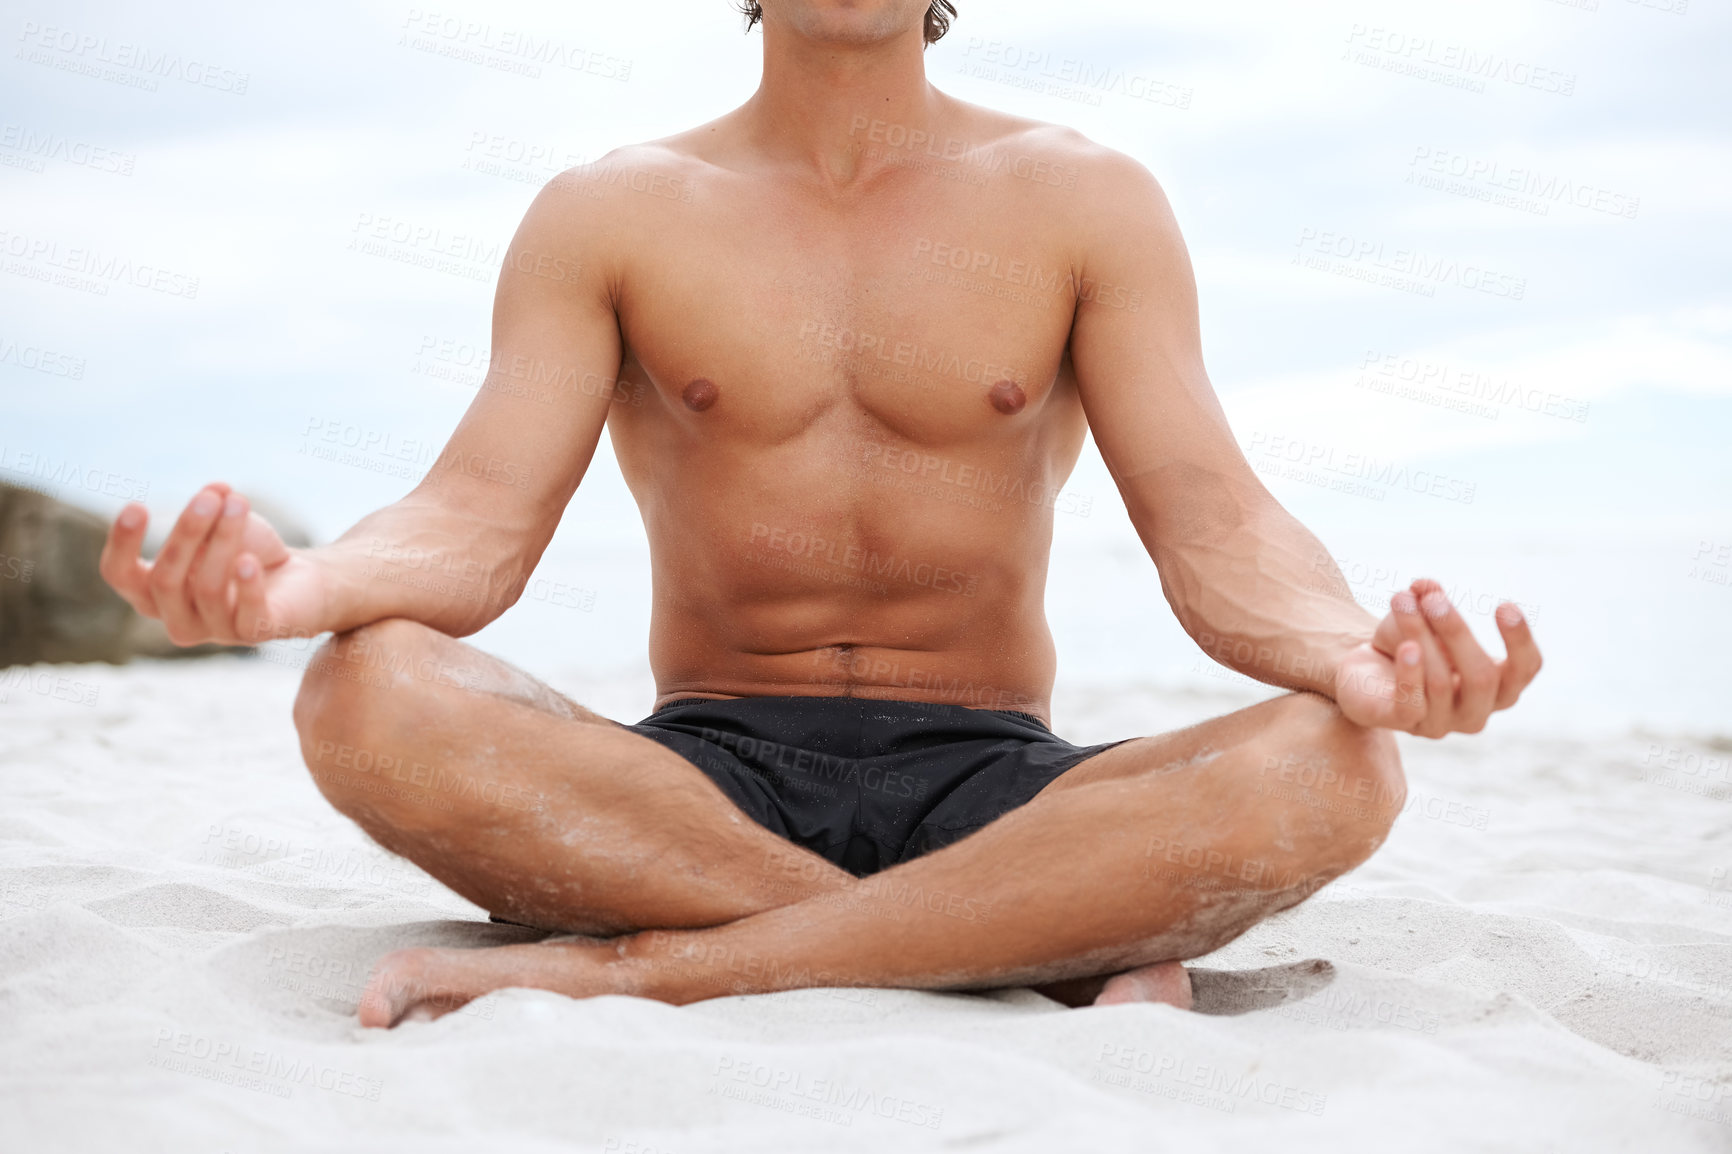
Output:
[99, 0, 1541, 1026]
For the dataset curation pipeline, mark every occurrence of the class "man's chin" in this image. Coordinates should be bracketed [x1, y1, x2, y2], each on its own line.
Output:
[773, 4, 917, 47]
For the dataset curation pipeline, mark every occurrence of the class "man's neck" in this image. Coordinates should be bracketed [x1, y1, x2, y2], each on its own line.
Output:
[740, 21, 941, 188]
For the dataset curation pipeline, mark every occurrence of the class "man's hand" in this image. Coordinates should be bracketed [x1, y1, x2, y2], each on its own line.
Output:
[1334, 578, 1542, 737]
[100, 482, 332, 646]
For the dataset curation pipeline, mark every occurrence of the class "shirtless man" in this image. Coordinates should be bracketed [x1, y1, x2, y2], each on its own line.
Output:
[99, 0, 1541, 1026]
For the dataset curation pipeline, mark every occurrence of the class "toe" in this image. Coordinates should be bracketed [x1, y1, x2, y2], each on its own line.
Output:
[1093, 961, 1192, 1010]
[358, 948, 434, 1028]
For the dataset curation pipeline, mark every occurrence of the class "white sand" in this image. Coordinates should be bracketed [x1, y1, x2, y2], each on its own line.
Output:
[1, 655, 1729, 1152]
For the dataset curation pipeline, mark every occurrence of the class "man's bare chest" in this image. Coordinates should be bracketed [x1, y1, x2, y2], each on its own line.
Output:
[609, 186, 1084, 445]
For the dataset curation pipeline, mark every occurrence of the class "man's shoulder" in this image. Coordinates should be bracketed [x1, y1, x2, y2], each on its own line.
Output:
[543, 141, 707, 208]
[509, 141, 707, 264]
[938, 99, 1163, 201]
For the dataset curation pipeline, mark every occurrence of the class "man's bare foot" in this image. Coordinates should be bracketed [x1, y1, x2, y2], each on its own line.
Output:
[357, 940, 634, 1028]
[1032, 961, 1192, 1009]
[1092, 960, 1192, 1009]
[357, 947, 478, 1028]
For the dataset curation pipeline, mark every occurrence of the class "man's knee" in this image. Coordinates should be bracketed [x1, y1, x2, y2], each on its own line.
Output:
[1258, 692, 1406, 864]
[292, 618, 454, 819]
[293, 619, 439, 733]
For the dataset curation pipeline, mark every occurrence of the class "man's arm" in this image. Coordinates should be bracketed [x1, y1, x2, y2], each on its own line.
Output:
[1063, 147, 1541, 735]
[100, 168, 629, 645]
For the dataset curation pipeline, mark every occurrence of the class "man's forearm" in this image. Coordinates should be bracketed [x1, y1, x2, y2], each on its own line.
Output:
[1154, 505, 1376, 700]
[306, 497, 537, 639]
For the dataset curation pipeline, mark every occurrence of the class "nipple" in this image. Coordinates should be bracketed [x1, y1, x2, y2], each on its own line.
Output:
[682, 378, 719, 412]
[987, 379, 1026, 415]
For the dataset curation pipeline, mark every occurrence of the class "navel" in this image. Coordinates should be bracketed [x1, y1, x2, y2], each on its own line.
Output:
[987, 379, 1026, 415]
[682, 378, 719, 412]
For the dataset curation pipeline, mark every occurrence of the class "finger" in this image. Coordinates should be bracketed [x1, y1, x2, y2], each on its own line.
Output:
[1393, 639, 1424, 727]
[190, 493, 252, 641]
[232, 553, 270, 645]
[1410, 577, 1445, 600]
[1404, 583, 1460, 733]
[148, 486, 228, 644]
[1419, 590, 1498, 732]
[1371, 608, 1402, 658]
[1410, 579, 1460, 695]
[1392, 591, 1453, 736]
[1371, 577, 1437, 656]
[1493, 603, 1542, 708]
[1385, 593, 1430, 730]
[99, 503, 158, 616]
[239, 511, 291, 568]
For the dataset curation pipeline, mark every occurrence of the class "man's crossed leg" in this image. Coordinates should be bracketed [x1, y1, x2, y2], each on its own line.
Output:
[292, 618, 1404, 1027]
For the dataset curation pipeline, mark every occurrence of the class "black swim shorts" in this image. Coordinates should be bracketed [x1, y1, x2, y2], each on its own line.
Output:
[622, 696, 1125, 877]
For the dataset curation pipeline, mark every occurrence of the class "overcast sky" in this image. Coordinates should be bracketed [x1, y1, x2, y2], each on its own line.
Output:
[3, 0, 1728, 727]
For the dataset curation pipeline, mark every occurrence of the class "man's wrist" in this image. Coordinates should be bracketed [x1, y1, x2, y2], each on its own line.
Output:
[1317, 629, 1374, 701]
[1192, 626, 1372, 699]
